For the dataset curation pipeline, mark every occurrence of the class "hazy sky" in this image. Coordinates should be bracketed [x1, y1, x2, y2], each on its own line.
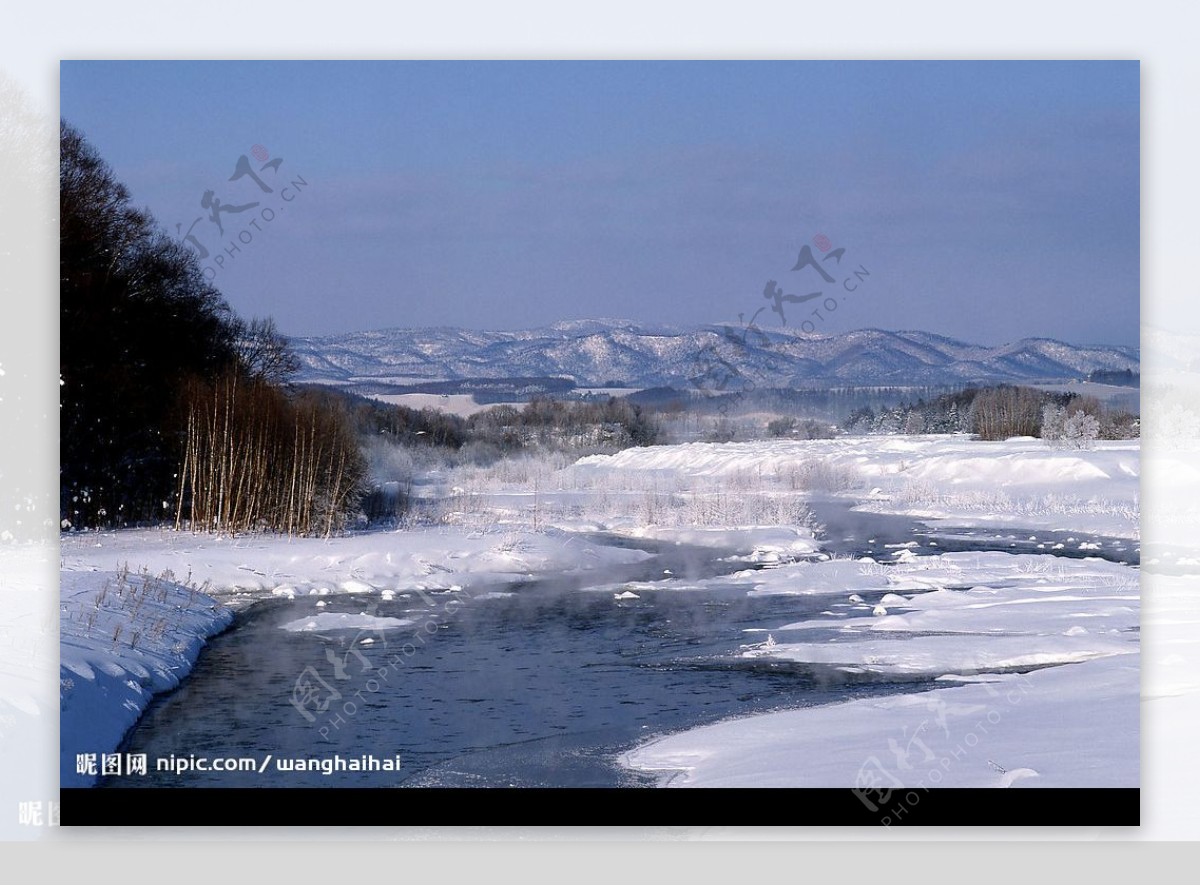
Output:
[60, 60, 1139, 346]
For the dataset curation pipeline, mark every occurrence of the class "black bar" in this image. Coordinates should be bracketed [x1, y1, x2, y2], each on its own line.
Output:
[62, 788, 1139, 827]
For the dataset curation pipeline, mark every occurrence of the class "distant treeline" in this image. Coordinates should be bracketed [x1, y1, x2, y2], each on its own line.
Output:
[630, 385, 965, 422]
[315, 387, 662, 457]
[843, 384, 1140, 441]
[350, 376, 575, 399]
[1087, 368, 1139, 387]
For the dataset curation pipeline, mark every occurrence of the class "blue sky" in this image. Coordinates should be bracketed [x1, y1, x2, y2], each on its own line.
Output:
[60, 60, 1139, 346]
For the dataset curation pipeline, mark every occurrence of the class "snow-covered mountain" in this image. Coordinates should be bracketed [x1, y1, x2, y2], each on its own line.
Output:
[290, 320, 1139, 390]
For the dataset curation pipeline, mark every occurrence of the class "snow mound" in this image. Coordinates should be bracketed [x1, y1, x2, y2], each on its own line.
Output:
[280, 612, 415, 633]
[60, 570, 233, 787]
[741, 633, 1131, 678]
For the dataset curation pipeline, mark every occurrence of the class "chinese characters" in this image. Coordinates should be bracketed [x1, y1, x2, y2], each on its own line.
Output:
[689, 233, 872, 412]
[174, 145, 308, 279]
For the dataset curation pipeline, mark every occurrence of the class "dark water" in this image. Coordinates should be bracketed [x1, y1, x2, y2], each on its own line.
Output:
[105, 501, 1137, 788]
[807, 500, 1139, 566]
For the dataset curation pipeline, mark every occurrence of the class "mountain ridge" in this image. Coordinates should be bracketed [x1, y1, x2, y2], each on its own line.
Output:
[290, 320, 1140, 390]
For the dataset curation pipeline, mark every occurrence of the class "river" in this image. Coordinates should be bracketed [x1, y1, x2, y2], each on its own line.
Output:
[103, 500, 1137, 788]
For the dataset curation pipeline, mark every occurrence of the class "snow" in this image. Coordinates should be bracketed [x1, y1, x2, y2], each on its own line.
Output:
[61, 524, 653, 604]
[624, 654, 1138, 789]
[738, 551, 1137, 680]
[574, 435, 1139, 540]
[740, 549, 1135, 599]
[59, 568, 233, 787]
[743, 633, 1128, 678]
[279, 612, 415, 633]
[367, 392, 505, 417]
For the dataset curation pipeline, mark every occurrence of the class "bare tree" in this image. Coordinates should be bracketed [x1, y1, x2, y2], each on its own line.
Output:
[235, 316, 301, 384]
[174, 371, 367, 536]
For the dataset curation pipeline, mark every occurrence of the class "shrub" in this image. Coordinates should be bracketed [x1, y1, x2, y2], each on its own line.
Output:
[1062, 411, 1100, 450]
[767, 417, 796, 437]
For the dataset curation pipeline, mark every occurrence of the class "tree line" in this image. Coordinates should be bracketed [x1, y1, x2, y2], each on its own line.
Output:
[327, 388, 662, 456]
[60, 121, 366, 534]
[843, 384, 1139, 443]
[173, 374, 364, 535]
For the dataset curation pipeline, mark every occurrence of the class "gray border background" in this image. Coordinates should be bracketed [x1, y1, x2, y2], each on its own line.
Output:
[2, 0, 1197, 880]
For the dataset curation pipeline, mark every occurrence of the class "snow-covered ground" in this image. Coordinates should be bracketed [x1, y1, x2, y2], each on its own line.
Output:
[574, 435, 1139, 540]
[367, 392, 512, 417]
[60, 524, 654, 604]
[59, 567, 233, 787]
[623, 655, 1137, 791]
[59, 432, 1140, 793]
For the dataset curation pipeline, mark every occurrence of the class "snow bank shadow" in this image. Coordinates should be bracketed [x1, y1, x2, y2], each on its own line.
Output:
[675, 655, 1075, 688]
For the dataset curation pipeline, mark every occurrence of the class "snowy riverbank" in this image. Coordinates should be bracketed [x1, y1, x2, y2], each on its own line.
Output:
[59, 522, 661, 782]
[623, 654, 1138, 791]
[621, 549, 1139, 789]
[60, 568, 232, 787]
[60, 524, 656, 605]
